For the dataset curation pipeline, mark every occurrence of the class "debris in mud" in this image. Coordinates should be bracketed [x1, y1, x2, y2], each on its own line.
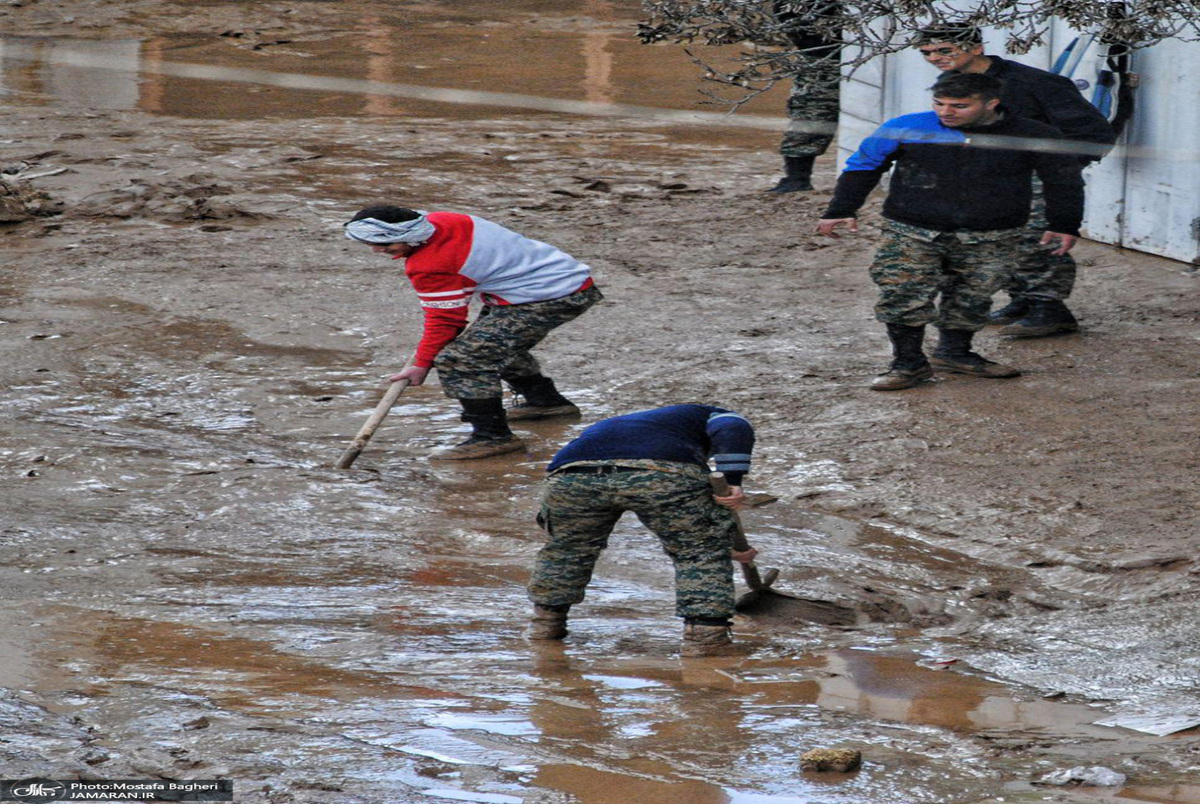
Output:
[1036, 765, 1127, 787]
[0, 690, 92, 778]
[800, 746, 862, 773]
[916, 656, 960, 670]
[735, 593, 858, 626]
[0, 176, 64, 221]
[77, 747, 111, 766]
[1093, 712, 1200, 736]
[78, 175, 265, 222]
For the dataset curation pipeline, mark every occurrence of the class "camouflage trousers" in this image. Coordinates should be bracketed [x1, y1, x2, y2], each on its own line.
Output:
[435, 285, 601, 399]
[527, 460, 738, 620]
[780, 55, 840, 158]
[1006, 179, 1077, 301]
[870, 220, 1023, 331]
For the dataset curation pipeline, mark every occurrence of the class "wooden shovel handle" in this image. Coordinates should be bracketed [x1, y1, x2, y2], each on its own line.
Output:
[710, 472, 768, 590]
[334, 379, 410, 469]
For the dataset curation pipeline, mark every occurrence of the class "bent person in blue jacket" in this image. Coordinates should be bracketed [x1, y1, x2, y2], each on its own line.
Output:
[527, 404, 759, 656]
[816, 72, 1084, 391]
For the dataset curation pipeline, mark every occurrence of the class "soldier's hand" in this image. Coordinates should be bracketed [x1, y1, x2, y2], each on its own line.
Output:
[1039, 231, 1077, 256]
[389, 366, 429, 386]
[816, 217, 858, 238]
[713, 485, 746, 510]
[731, 546, 758, 564]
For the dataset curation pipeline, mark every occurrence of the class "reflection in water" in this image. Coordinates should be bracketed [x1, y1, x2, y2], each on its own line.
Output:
[811, 650, 1094, 733]
[536, 765, 735, 804]
[1109, 787, 1200, 804]
[0, 37, 140, 109]
[526, 646, 768, 804]
[581, 0, 615, 105]
[0, 18, 784, 130]
[361, 12, 401, 117]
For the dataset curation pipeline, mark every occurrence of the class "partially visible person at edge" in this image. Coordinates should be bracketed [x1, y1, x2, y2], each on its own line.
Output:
[343, 206, 601, 460]
[768, 0, 842, 193]
[914, 23, 1117, 338]
[815, 72, 1085, 391]
[526, 404, 758, 657]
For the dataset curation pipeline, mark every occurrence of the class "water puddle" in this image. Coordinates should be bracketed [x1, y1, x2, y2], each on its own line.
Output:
[6, 592, 1183, 802]
[0, 0, 789, 150]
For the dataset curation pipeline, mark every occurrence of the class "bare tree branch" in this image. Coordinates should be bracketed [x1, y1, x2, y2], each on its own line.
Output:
[640, 0, 1200, 107]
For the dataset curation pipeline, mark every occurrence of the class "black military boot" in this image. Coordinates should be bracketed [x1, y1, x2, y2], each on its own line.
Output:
[930, 328, 1021, 378]
[767, 155, 816, 193]
[1000, 300, 1080, 338]
[432, 397, 525, 460]
[871, 324, 933, 391]
[506, 375, 580, 421]
[987, 296, 1032, 325]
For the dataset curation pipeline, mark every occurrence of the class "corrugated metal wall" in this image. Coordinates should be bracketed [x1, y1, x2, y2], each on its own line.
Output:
[837, 22, 1200, 265]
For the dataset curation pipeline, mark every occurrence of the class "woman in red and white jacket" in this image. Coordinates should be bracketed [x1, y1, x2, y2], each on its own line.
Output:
[345, 205, 602, 460]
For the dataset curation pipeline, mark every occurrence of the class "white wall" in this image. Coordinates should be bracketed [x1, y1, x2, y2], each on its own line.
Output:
[1111, 38, 1200, 263]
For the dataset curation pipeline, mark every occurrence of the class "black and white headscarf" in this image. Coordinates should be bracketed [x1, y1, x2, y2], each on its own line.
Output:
[344, 215, 436, 245]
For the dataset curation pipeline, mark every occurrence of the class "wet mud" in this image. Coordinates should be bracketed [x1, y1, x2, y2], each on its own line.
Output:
[2, 2, 1199, 803]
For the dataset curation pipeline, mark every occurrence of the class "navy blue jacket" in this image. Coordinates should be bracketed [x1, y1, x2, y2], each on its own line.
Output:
[984, 56, 1117, 163]
[823, 110, 1085, 234]
[548, 405, 755, 485]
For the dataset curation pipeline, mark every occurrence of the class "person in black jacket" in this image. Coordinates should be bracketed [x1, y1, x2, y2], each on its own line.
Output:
[816, 72, 1085, 391]
[914, 24, 1118, 338]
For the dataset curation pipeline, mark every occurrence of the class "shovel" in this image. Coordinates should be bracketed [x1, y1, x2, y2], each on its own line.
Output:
[710, 472, 800, 612]
[334, 378, 410, 469]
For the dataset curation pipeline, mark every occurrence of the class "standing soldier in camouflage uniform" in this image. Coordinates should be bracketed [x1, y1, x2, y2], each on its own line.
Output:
[527, 404, 758, 657]
[816, 73, 1084, 390]
[913, 24, 1117, 337]
[768, 1, 842, 193]
[344, 206, 601, 459]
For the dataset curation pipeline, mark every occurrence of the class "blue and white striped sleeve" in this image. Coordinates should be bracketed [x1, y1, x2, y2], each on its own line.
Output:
[707, 411, 755, 486]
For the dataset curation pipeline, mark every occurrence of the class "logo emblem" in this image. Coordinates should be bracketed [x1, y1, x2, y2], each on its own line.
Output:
[7, 779, 66, 803]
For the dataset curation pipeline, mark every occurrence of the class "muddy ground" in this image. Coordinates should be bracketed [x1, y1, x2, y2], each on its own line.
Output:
[1, 2, 1199, 803]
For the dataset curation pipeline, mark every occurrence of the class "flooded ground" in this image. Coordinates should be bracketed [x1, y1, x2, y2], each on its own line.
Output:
[2, 1, 1199, 803]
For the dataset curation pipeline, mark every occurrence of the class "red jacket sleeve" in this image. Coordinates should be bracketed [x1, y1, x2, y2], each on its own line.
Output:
[404, 214, 477, 368]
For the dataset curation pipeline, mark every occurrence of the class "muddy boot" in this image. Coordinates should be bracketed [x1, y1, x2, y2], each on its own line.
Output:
[930, 329, 1021, 378]
[987, 296, 1031, 326]
[1000, 299, 1080, 338]
[681, 618, 733, 657]
[871, 323, 933, 391]
[431, 397, 526, 461]
[526, 604, 569, 640]
[767, 155, 815, 193]
[506, 375, 580, 421]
